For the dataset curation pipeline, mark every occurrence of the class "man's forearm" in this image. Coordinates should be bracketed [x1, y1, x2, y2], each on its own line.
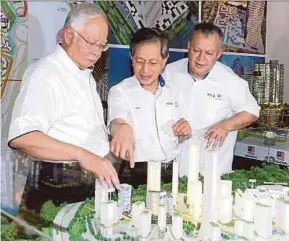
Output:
[9, 131, 85, 161]
[222, 111, 258, 131]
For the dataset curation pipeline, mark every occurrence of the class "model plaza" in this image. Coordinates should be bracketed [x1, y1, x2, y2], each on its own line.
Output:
[53, 137, 289, 241]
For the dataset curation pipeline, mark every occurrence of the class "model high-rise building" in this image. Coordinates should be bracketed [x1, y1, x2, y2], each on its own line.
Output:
[1, 149, 14, 211]
[118, 183, 132, 214]
[244, 60, 284, 104]
[199, 149, 221, 241]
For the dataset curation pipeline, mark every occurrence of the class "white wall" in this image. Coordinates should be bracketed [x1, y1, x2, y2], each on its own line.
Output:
[266, 2, 289, 103]
[28, 2, 69, 65]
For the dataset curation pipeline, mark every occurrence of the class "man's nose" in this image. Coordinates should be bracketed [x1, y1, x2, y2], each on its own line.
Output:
[91, 46, 102, 56]
[197, 51, 205, 61]
[141, 62, 149, 72]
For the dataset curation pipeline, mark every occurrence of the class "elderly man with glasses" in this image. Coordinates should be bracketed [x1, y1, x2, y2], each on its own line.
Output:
[8, 3, 120, 189]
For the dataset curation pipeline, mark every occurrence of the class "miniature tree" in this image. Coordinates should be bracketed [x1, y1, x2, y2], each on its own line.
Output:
[40, 200, 64, 223]
[1, 220, 18, 241]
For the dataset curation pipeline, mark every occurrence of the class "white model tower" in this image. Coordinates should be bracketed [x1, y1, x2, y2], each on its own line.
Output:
[147, 160, 161, 191]
[254, 202, 273, 239]
[276, 197, 289, 234]
[172, 159, 179, 206]
[138, 209, 152, 238]
[219, 180, 233, 224]
[132, 201, 145, 229]
[187, 138, 203, 221]
[100, 200, 117, 238]
[171, 211, 183, 240]
[199, 148, 221, 240]
[95, 179, 109, 220]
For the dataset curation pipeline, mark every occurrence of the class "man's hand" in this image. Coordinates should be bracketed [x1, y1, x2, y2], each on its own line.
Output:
[78, 151, 120, 189]
[110, 123, 135, 168]
[172, 118, 192, 136]
[205, 121, 230, 148]
[8, 131, 120, 189]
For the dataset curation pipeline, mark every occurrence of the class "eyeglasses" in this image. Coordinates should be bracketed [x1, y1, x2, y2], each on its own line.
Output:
[132, 58, 162, 68]
[71, 27, 109, 52]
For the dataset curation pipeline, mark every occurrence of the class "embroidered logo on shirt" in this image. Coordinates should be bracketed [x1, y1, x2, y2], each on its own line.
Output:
[207, 93, 215, 98]
[207, 93, 223, 100]
[166, 101, 179, 107]
[216, 94, 223, 100]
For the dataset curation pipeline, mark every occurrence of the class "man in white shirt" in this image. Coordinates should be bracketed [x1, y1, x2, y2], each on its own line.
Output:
[164, 22, 260, 175]
[108, 28, 192, 184]
[8, 3, 120, 189]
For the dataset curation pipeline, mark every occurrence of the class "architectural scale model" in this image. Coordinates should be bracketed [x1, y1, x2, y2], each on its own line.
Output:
[243, 60, 284, 104]
[52, 138, 289, 241]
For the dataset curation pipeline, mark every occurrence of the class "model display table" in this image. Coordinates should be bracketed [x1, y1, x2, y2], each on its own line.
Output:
[234, 128, 289, 166]
[1, 145, 289, 241]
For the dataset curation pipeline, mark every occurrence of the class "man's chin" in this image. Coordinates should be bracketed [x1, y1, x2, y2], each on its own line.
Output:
[139, 78, 152, 85]
[87, 59, 98, 66]
[193, 67, 209, 78]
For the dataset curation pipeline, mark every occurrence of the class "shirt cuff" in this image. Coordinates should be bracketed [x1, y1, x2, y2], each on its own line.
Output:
[237, 104, 261, 118]
[8, 121, 44, 145]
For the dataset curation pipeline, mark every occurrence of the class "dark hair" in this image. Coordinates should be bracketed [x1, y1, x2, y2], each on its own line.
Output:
[130, 28, 169, 59]
[194, 22, 223, 39]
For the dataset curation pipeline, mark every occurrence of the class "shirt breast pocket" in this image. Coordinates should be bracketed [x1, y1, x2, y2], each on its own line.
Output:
[160, 99, 180, 121]
[131, 103, 153, 139]
[204, 97, 230, 125]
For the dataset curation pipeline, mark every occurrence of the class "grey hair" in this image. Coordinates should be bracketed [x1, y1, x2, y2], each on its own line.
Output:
[63, 3, 106, 31]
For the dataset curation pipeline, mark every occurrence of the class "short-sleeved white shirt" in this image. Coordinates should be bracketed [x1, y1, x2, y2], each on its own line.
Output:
[8, 45, 109, 157]
[164, 58, 260, 175]
[108, 73, 193, 162]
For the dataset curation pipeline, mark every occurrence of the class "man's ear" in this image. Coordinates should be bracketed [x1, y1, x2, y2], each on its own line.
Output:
[162, 55, 169, 69]
[187, 40, 191, 50]
[63, 27, 74, 45]
[217, 48, 223, 59]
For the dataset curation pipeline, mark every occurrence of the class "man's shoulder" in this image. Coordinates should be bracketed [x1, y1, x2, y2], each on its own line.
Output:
[164, 71, 193, 87]
[214, 61, 235, 74]
[163, 58, 192, 86]
[165, 58, 188, 73]
[110, 76, 137, 92]
[22, 56, 57, 85]
[27, 49, 61, 75]
[211, 61, 245, 85]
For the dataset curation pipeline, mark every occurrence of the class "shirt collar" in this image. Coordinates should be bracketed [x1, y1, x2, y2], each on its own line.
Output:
[132, 74, 167, 90]
[206, 61, 224, 82]
[53, 44, 92, 76]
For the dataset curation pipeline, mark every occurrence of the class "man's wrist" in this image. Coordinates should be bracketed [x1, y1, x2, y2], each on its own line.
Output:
[222, 119, 234, 132]
[74, 146, 84, 161]
[119, 122, 133, 134]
